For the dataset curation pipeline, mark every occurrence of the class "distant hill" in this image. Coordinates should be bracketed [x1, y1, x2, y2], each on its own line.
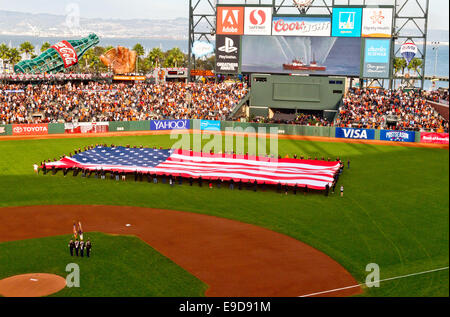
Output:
[0, 9, 447, 43]
[0, 10, 189, 40]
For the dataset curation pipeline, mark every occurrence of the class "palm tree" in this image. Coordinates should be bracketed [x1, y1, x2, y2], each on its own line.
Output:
[147, 47, 164, 69]
[80, 48, 96, 72]
[393, 57, 407, 76]
[408, 58, 423, 75]
[40, 42, 51, 53]
[0, 43, 9, 60]
[164, 47, 185, 68]
[132, 43, 145, 57]
[6, 48, 21, 65]
[132, 43, 145, 73]
[19, 41, 35, 59]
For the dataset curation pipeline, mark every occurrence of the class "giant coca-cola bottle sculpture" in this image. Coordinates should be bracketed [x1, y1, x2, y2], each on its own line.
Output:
[14, 33, 99, 74]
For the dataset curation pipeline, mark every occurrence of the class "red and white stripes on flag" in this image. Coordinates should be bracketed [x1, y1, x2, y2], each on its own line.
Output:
[43, 148, 340, 190]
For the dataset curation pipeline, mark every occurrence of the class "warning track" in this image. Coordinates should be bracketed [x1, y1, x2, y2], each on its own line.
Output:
[0, 129, 447, 149]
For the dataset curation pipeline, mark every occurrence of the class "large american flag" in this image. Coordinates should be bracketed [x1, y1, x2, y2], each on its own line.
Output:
[43, 146, 340, 190]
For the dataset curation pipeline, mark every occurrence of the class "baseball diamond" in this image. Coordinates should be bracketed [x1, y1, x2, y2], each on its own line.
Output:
[0, 130, 448, 298]
[0, 0, 448, 304]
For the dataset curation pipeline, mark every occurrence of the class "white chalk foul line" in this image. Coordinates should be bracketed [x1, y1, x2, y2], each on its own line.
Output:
[299, 266, 449, 297]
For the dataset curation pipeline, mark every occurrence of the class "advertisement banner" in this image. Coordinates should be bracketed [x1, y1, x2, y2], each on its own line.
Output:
[150, 119, 190, 131]
[190, 69, 215, 77]
[200, 120, 221, 131]
[363, 39, 391, 78]
[216, 6, 244, 35]
[51, 40, 78, 68]
[380, 130, 415, 142]
[65, 122, 109, 134]
[0, 125, 7, 135]
[192, 41, 215, 58]
[420, 132, 449, 144]
[331, 7, 363, 37]
[244, 7, 272, 35]
[12, 124, 48, 135]
[215, 35, 240, 74]
[362, 8, 393, 38]
[272, 16, 331, 37]
[113, 75, 146, 81]
[335, 127, 375, 140]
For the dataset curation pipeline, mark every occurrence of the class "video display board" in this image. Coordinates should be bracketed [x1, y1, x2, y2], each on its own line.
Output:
[215, 4, 393, 77]
[241, 36, 361, 76]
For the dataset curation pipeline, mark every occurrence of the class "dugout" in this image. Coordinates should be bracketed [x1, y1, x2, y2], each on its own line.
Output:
[240, 74, 346, 122]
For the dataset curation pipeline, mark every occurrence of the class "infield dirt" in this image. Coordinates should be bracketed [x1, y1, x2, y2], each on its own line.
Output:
[0, 205, 362, 297]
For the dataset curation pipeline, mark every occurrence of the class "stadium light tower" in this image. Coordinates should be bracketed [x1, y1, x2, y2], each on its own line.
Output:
[188, 0, 217, 82]
[431, 41, 440, 78]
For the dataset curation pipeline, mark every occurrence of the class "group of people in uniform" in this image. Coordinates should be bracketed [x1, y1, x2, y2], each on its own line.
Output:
[68, 221, 92, 258]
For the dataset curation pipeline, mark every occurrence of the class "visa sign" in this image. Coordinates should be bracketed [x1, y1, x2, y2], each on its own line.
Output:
[150, 119, 190, 131]
[336, 127, 375, 140]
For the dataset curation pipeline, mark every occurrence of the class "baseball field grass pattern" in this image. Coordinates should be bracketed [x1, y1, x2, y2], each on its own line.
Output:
[0, 133, 448, 296]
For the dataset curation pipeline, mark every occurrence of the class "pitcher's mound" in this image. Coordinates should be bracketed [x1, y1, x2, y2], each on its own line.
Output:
[0, 273, 66, 297]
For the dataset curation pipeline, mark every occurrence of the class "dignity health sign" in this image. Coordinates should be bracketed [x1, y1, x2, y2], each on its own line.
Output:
[361, 8, 393, 38]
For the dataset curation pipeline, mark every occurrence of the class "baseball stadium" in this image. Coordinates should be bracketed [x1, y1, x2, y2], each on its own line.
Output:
[0, 0, 449, 300]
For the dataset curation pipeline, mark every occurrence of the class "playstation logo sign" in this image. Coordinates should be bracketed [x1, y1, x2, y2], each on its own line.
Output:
[215, 34, 240, 74]
[218, 37, 238, 53]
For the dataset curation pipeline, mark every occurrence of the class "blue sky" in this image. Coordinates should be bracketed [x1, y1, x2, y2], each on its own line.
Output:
[0, 0, 448, 30]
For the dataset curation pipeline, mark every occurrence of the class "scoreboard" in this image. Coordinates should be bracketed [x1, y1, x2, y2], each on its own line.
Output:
[214, 5, 394, 79]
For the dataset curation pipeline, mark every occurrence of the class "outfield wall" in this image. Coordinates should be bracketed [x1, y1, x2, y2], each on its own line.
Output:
[1, 120, 448, 145]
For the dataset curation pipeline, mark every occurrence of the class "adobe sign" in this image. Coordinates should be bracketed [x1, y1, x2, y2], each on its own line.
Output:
[244, 7, 272, 35]
[216, 7, 244, 35]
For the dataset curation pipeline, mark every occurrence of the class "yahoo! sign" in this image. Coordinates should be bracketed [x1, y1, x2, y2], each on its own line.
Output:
[150, 119, 190, 131]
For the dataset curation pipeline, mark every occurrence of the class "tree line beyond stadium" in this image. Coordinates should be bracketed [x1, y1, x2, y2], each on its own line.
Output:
[0, 119, 448, 145]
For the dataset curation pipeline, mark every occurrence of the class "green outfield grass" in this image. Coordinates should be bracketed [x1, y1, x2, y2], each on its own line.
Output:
[0, 134, 448, 297]
[0, 232, 207, 296]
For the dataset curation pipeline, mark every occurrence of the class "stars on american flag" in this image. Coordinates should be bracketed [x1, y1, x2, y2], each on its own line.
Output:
[71, 146, 172, 168]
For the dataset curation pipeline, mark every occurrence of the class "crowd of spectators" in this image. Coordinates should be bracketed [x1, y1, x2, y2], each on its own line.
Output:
[423, 89, 449, 105]
[1, 81, 448, 133]
[336, 88, 448, 132]
[0, 81, 248, 124]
